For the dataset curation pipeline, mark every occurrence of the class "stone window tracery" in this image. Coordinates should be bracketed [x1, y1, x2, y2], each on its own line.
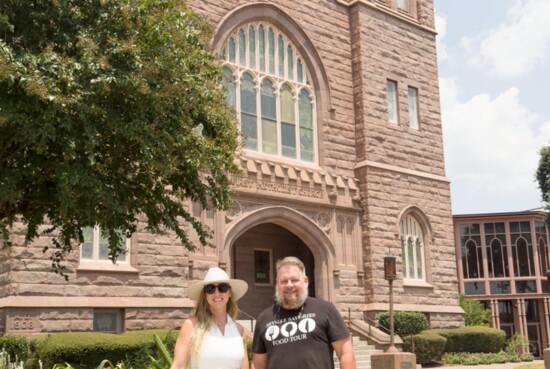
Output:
[221, 22, 317, 163]
[400, 214, 426, 281]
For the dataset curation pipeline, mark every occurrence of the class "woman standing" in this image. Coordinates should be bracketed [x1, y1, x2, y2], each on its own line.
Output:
[171, 267, 249, 369]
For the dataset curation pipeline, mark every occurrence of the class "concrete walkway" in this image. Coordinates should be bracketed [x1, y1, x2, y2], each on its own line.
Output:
[425, 359, 544, 369]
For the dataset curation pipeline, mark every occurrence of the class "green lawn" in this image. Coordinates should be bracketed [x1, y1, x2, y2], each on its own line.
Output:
[515, 364, 543, 369]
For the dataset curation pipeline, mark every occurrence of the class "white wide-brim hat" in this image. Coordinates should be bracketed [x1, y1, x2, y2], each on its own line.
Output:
[187, 267, 248, 302]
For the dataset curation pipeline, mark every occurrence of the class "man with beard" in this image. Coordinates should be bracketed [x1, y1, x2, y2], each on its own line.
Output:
[252, 257, 356, 369]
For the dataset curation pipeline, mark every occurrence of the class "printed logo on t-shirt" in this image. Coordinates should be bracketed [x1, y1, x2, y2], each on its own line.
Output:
[264, 313, 316, 346]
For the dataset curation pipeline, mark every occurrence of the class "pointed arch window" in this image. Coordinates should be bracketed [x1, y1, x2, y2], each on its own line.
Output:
[400, 215, 425, 280]
[458, 223, 483, 279]
[510, 221, 535, 277]
[221, 22, 317, 163]
[535, 221, 549, 277]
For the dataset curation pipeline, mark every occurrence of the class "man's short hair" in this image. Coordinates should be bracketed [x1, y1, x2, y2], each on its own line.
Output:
[276, 256, 306, 277]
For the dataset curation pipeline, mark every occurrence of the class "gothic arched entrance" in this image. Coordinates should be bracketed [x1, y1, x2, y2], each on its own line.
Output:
[232, 223, 315, 318]
[223, 205, 337, 319]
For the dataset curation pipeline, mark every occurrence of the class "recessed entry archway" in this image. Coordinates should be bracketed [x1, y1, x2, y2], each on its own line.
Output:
[223, 205, 336, 319]
[232, 223, 314, 318]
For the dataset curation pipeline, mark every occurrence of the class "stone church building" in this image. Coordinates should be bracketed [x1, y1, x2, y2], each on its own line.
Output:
[0, 0, 463, 338]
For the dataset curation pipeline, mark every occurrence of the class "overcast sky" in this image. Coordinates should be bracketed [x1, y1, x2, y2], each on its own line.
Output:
[434, 0, 550, 215]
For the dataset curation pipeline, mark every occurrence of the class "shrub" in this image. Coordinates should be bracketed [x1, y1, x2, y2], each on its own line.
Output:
[428, 326, 505, 353]
[442, 351, 534, 366]
[0, 335, 29, 362]
[505, 333, 529, 356]
[377, 311, 428, 337]
[460, 295, 491, 326]
[0, 348, 25, 369]
[403, 331, 446, 365]
[28, 329, 177, 369]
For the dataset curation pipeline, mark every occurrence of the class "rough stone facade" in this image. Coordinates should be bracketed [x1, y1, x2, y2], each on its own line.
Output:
[0, 0, 463, 337]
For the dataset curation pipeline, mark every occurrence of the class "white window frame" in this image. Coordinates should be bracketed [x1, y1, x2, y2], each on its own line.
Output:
[400, 215, 426, 281]
[407, 86, 419, 130]
[78, 226, 136, 273]
[397, 0, 410, 13]
[387, 80, 399, 124]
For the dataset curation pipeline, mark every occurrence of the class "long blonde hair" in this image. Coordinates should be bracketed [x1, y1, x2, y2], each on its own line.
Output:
[189, 288, 240, 362]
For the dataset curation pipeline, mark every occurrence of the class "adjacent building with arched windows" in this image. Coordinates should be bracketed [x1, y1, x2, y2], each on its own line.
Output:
[454, 209, 550, 358]
[0, 0, 464, 345]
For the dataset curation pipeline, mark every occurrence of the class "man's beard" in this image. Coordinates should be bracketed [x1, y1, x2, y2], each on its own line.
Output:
[275, 287, 309, 310]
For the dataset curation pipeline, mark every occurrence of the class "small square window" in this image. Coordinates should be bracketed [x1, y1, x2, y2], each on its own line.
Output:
[93, 310, 123, 333]
[407, 86, 419, 129]
[254, 249, 272, 285]
[387, 80, 398, 124]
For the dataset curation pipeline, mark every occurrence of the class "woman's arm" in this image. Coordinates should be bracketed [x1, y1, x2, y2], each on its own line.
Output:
[237, 323, 250, 369]
[170, 318, 195, 369]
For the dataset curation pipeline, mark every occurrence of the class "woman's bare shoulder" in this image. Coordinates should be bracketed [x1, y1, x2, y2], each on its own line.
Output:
[180, 317, 198, 331]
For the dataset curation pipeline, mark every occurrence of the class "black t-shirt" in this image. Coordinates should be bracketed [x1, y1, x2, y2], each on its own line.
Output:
[252, 297, 350, 369]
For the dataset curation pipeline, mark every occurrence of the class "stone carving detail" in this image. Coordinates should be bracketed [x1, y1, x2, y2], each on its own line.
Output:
[8, 313, 39, 332]
[317, 212, 332, 232]
[231, 158, 360, 207]
[225, 201, 242, 222]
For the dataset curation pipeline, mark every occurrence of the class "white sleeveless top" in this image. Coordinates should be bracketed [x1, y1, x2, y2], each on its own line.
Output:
[190, 315, 245, 369]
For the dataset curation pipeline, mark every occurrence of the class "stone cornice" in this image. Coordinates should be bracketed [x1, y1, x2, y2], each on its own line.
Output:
[0, 296, 194, 309]
[335, 0, 437, 35]
[355, 160, 450, 183]
[365, 302, 464, 314]
[233, 157, 362, 209]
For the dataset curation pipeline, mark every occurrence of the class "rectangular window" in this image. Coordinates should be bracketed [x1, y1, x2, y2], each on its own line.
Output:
[93, 309, 123, 333]
[489, 281, 511, 294]
[463, 281, 486, 295]
[515, 280, 536, 293]
[81, 226, 129, 263]
[397, 0, 409, 12]
[387, 80, 398, 124]
[408, 86, 419, 129]
[254, 249, 272, 285]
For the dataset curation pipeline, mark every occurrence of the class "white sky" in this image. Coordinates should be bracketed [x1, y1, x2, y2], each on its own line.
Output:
[434, 0, 550, 215]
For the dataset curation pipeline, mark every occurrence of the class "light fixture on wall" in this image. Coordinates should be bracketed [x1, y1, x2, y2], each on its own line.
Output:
[384, 252, 397, 281]
[384, 251, 398, 352]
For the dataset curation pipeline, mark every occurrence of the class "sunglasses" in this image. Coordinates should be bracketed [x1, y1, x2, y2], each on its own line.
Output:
[203, 283, 231, 294]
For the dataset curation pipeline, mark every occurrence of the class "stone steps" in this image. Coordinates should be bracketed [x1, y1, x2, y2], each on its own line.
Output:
[334, 335, 382, 369]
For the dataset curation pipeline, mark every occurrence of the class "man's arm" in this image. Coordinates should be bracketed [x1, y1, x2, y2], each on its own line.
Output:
[332, 337, 356, 369]
[251, 352, 268, 369]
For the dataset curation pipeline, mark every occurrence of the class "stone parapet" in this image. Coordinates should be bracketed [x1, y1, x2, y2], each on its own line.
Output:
[233, 157, 362, 209]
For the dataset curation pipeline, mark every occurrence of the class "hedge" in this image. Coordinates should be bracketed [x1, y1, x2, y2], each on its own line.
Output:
[27, 329, 177, 369]
[427, 326, 506, 353]
[0, 335, 30, 362]
[403, 331, 447, 365]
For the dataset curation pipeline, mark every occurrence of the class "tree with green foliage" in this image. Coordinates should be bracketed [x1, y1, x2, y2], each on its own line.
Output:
[460, 295, 491, 326]
[0, 0, 240, 275]
[536, 146, 550, 225]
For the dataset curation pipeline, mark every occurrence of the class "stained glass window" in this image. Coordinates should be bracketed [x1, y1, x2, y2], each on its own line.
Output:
[221, 22, 316, 163]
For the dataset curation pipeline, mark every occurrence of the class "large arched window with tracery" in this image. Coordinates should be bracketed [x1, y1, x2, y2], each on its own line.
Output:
[400, 215, 425, 281]
[220, 22, 316, 163]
